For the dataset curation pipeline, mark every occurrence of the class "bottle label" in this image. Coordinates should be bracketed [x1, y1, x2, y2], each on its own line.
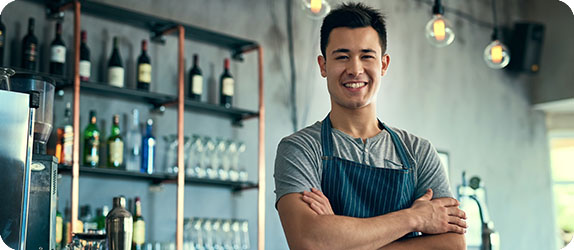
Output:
[192, 75, 203, 95]
[51, 45, 66, 63]
[86, 133, 99, 164]
[222, 77, 234, 96]
[62, 125, 74, 165]
[109, 140, 124, 165]
[138, 63, 152, 83]
[0, 30, 5, 47]
[79, 60, 91, 79]
[55, 215, 63, 243]
[133, 220, 146, 244]
[108, 66, 125, 87]
[25, 43, 37, 62]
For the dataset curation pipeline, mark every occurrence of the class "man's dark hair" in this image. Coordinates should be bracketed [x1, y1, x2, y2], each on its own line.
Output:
[320, 2, 387, 57]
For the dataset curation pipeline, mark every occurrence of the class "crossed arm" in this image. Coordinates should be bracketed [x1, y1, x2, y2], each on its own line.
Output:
[277, 188, 467, 250]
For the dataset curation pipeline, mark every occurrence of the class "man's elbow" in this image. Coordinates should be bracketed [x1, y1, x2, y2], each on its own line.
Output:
[450, 233, 466, 250]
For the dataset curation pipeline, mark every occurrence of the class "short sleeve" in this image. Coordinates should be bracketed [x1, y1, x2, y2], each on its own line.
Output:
[414, 139, 453, 199]
[274, 137, 322, 208]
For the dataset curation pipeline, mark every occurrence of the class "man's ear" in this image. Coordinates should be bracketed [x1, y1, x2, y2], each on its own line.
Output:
[381, 54, 390, 77]
[318, 55, 327, 78]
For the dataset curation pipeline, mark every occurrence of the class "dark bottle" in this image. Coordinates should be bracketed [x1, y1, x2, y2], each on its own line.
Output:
[83, 110, 100, 167]
[60, 102, 74, 166]
[49, 22, 66, 75]
[136, 40, 151, 91]
[188, 54, 203, 100]
[106, 196, 133, 250]
[79, 30, 91, 81]
[141, 119, 155, 174]
[0, 15, 5, 66]
[108, 36, 124, 87]
[219, 58, 234, 108]
[132, 197, 145, 249]
[21, 17, 38, 71]
[107, 114, 124, 168]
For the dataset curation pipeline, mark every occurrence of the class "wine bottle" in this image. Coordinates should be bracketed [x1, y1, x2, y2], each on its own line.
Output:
[137, 40, 151, 91]
[125, 109, 142, 172]
[49, 22, 66, 75]
[141, 119, 155, 174]
[60, 102, 73, 166]
[0, 15, 5, 67]
[219, 58, 234, 108]
[132, 197, 145, 250]
[107, 114, 124, 168]
[83, 110, 100, 167]
[21, 17, 38, 71]
[79, 30, 91, 81]
[108, 36, 124, 87]
[188, 54, 203, 100]
[55, 209, 63, 249]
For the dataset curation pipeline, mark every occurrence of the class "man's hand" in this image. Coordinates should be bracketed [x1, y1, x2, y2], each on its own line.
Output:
[409, 189, 467, 235]
[302, 188, 334, 215]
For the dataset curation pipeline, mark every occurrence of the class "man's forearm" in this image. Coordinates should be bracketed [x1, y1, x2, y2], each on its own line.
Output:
[288, 209, 418, 250]
[377, 233, 466, 250]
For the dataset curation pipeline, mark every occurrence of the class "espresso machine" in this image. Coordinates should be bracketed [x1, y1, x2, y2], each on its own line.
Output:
[0, 70, 58, 250]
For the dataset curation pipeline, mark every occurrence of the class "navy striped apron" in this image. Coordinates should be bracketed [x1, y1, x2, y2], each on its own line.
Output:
[320, 115, 419, 238]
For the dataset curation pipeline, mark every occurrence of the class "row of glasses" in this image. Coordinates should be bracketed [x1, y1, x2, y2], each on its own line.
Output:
[184, 217, 250, 250]
[172, 135, 248, 182]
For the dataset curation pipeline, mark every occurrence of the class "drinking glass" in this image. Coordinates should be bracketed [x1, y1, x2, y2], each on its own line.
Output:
[203, 218, 215, 250]
[231, 220, 241, 250]
[227, 141, 239, 182]
[204, 137, 218, 179]
[190, 135, 206, 178]
[212, 219, 224, 250]
[0, 67, 14, 91]
[240, 220, 250, 250]
[237, 142, 248, 182]
[215, 138, 229, 181]
[65, 232, 106, 250]
[221, 219, 233, 250]
[163, 135, 190, 174]
[192, 217, 206, 250]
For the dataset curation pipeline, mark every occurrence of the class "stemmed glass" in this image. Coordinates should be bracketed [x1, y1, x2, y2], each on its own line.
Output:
[188, 135, 205, 178]
[227, 141, 239, 182]
[237, 142, 248, 182]
[204, 137, 218, 179]
[215, 139, 229, 181]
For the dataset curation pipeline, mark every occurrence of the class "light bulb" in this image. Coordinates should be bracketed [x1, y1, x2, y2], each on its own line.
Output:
[301, 0, 331, 19]
[483, 39, 510, 69]
[425, 14, 455, 47]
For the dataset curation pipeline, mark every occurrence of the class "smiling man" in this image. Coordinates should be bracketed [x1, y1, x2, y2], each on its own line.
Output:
[274, 2, 467, 250]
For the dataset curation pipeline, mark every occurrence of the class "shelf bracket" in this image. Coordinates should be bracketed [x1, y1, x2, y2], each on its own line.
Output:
[150, 22, 178, 44]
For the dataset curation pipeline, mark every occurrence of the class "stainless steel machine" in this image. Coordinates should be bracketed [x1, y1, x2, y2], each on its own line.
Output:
[0, 69, 58, 250]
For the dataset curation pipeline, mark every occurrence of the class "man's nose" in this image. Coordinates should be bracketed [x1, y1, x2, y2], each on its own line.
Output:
[346, 58, 364, 77]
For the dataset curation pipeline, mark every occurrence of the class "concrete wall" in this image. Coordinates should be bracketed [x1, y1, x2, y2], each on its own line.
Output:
[2, 0, 564, 249]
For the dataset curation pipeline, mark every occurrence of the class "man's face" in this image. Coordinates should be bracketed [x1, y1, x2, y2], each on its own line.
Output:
[318, 26, 390, 111]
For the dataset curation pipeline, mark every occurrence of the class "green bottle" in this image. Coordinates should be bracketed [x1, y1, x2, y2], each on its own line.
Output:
[55, 210, 63, 249]
[83, 110, 100, 167]
[107, 114, 124, 168]
[95, 205, 109, 232]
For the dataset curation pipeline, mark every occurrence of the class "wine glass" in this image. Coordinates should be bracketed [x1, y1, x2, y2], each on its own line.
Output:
[227, 141, 239, 182]
[215, 138, 229, 181]
[0, 67, 14, 91]
[204, 137, 218, 179]
[240, 220, 250, 250]
[237, 142, 248, 182]
[163, 135, 178, 174]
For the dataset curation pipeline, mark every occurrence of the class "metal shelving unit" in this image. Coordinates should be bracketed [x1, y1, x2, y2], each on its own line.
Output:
[26, 0, 266, 249]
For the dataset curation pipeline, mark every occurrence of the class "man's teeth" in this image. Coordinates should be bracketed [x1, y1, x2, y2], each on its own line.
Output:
[344, 82, 366, 88]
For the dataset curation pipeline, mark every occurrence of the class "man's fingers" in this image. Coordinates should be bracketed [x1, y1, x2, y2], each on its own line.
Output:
[305, 189, 328, 204]
[447, 207, 467, 219]
[448, 216, 468, 229]
[433, 197, 460, 207]
[309, 202, 325, 215]
[447, 224, 467, 234]
[416, 189, 433, 201]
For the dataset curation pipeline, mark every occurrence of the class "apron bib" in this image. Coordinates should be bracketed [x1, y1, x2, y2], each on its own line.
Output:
[320, 115, 419, 238]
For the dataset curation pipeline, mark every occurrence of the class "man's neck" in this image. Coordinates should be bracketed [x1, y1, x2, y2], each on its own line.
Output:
[329, 104, 380, 141]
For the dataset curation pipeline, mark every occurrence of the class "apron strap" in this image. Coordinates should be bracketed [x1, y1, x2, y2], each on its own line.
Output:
[380, 123, 412, 170]
[321, 114, 334, 157]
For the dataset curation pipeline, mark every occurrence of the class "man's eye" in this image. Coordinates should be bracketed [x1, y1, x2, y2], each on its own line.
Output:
[335, 56, 348, 60]
[362, 55, 375, 59]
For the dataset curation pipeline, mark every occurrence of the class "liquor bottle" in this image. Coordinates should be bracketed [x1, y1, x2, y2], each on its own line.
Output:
[108, 36, 124, 87]
[80, 205, 97, 232]
[188, 54, 203, 100]
[21, 17, 38, 71]
[141, 119, 156, 174]
[49, 22, 66, 75]
[219, 58, 234, 108]
[95, 205, 109, 232]
[125, 109, 142, 172]
[106, 196, 133, 250]
[83, 110, 100, 167]
[79, 30, 91, 81]
[136, 40, 151, 91]
[0, 15, 5, 66]
[58, 102, 73, 165]
[132, 197, 145, 250]
[107, 114, 124, 168]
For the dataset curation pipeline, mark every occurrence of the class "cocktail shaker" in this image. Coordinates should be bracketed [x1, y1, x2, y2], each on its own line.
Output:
[106, 196, 133, 250]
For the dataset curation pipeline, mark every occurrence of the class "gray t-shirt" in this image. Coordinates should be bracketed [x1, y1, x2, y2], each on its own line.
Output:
[274, 121, 453, 207]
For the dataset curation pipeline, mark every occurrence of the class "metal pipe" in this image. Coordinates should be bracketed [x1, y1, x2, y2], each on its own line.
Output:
[70, 0, 81, 241]
[176, 24, 186, 250]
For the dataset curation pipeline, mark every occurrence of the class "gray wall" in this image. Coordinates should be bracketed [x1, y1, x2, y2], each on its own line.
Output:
[2, 0, 567, 249]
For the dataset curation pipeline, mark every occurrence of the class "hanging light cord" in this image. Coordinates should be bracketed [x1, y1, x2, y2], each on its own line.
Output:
[490, 0, 499, 40]
[415, 0, 493, 29]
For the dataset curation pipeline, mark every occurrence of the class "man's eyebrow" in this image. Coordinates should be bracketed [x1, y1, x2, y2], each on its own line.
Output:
[361, 49, 376, 53]
[331, 48, 377, 54]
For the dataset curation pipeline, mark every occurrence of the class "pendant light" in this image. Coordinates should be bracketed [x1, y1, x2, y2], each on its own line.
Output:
[483, 0, 510, 69]
[300, 0, 331, 19]
[425, 0, 455, 47]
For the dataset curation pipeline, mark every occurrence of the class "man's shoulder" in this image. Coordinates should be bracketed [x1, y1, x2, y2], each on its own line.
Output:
[279, 121, 322, 146]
